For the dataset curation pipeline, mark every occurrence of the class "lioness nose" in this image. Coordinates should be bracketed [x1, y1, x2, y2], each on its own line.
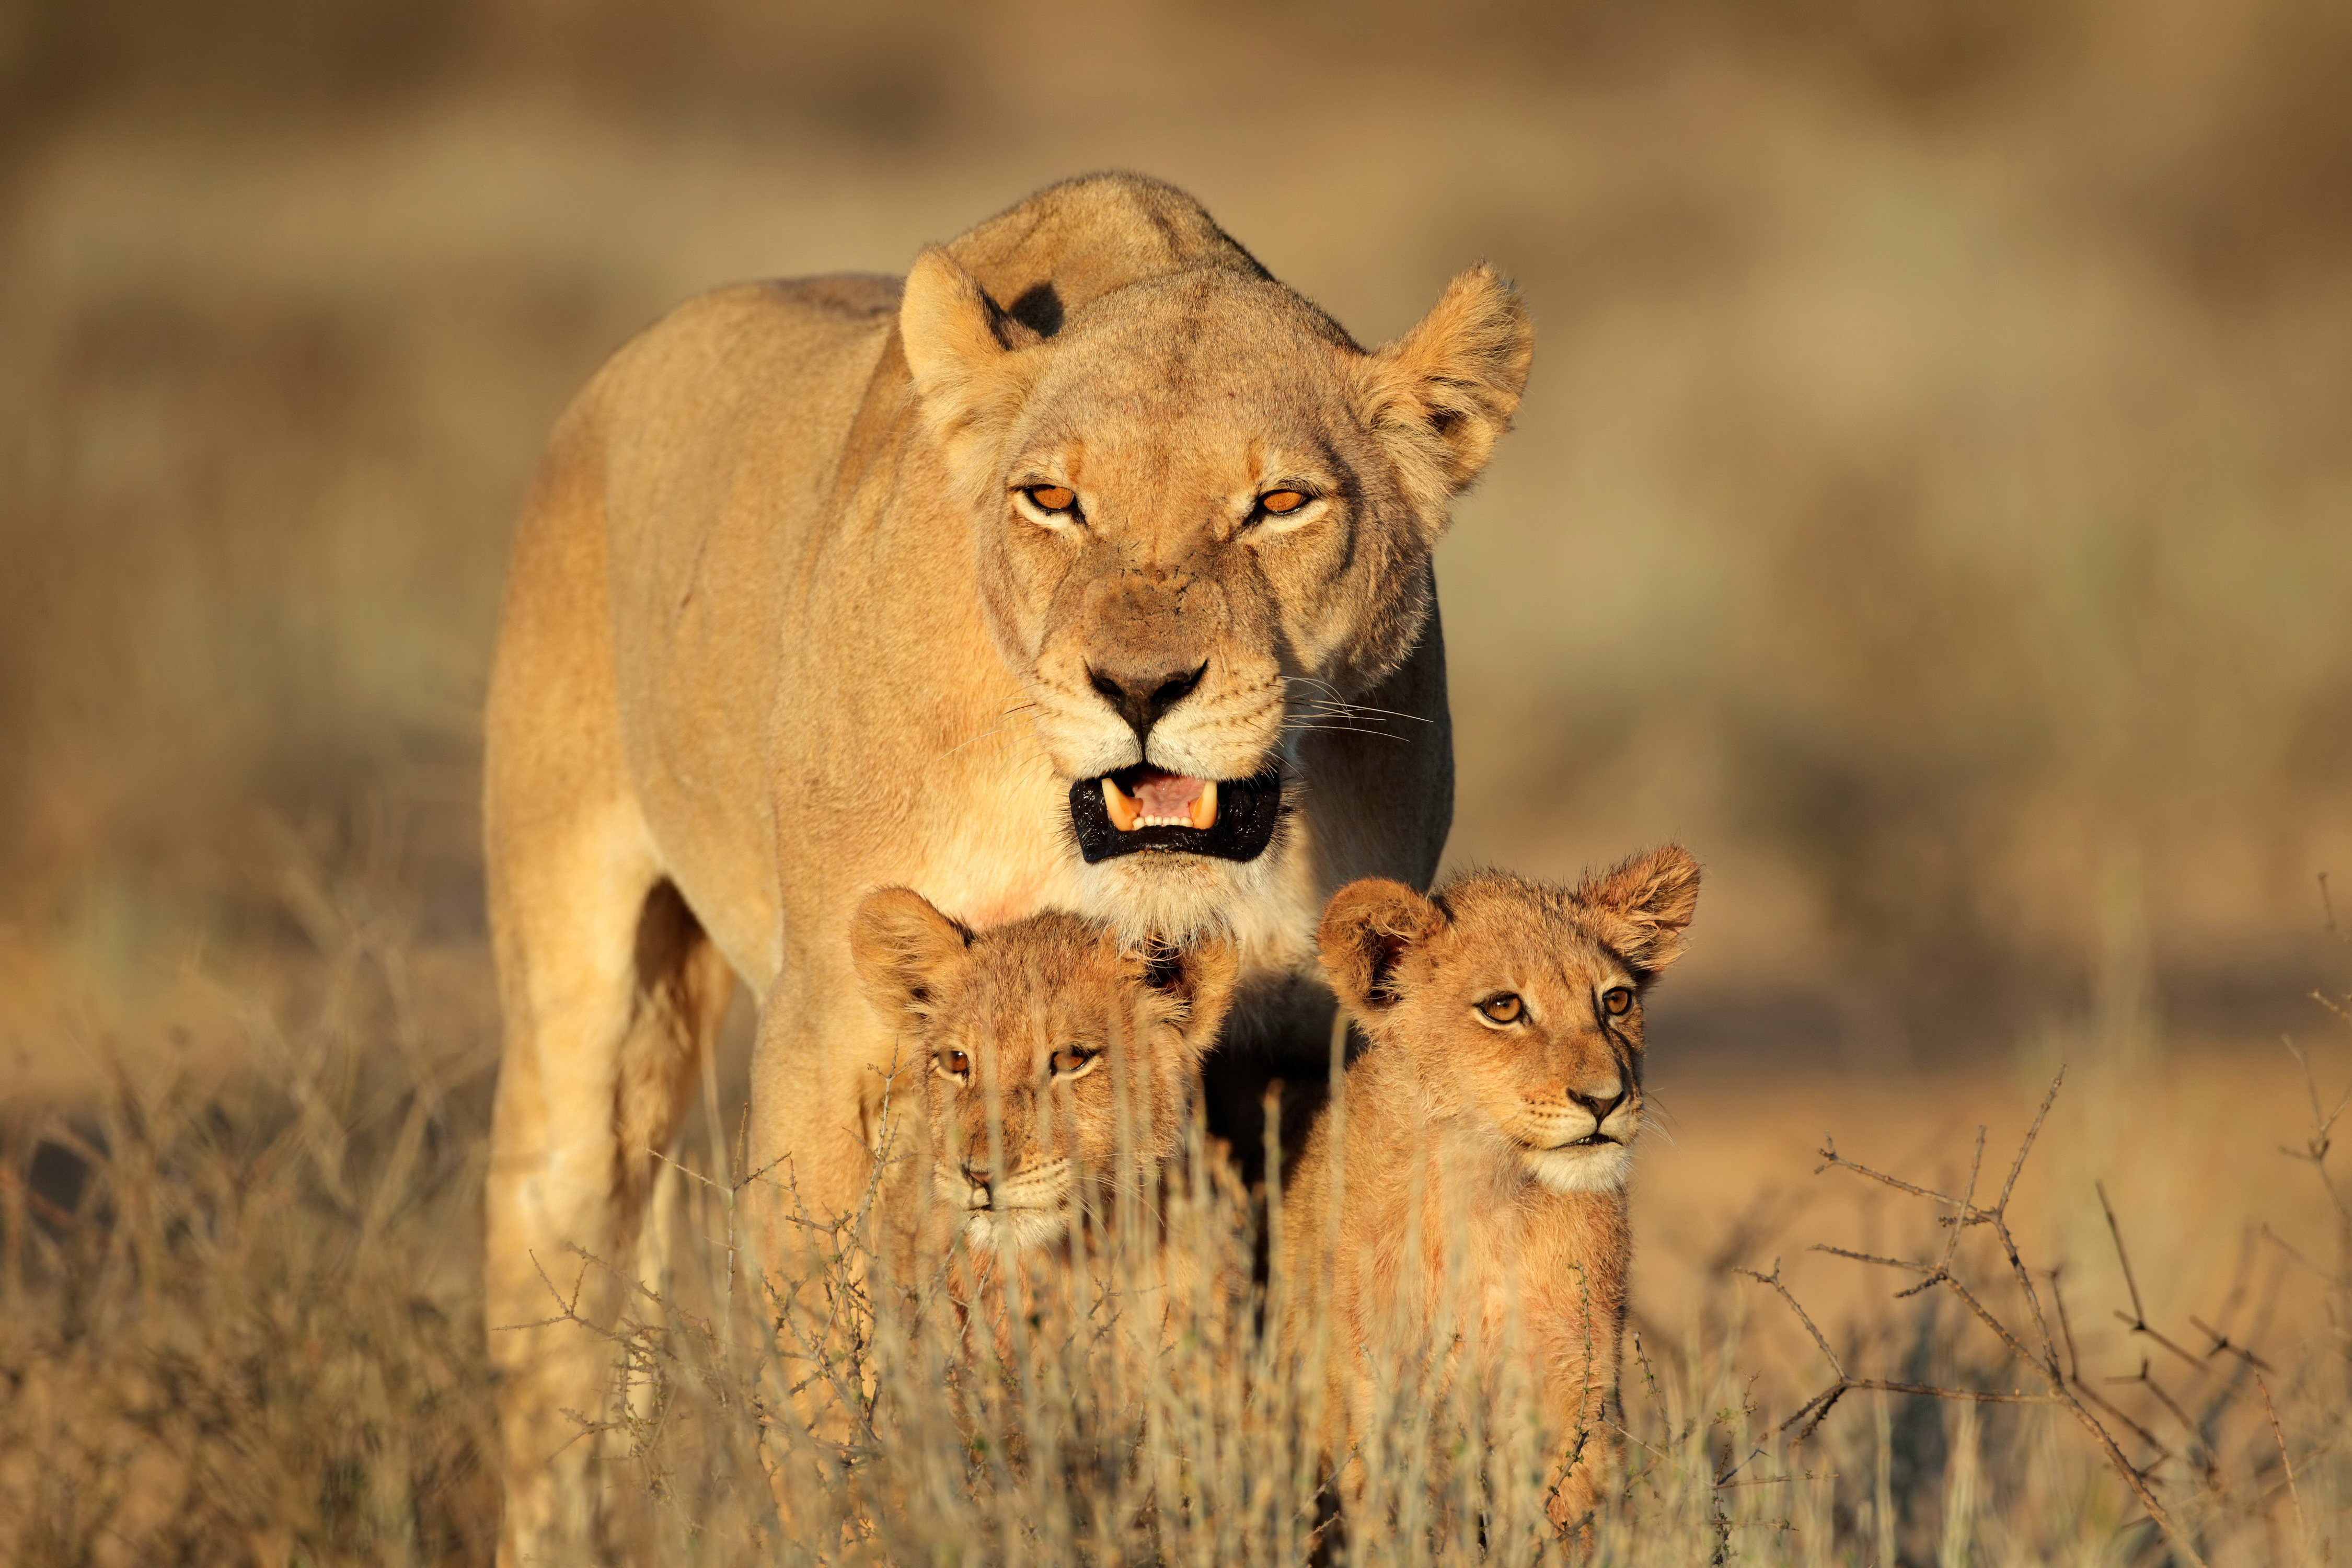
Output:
[1089, 661, 1206, 746]
[961, 1163, 993, 1196]
[1568, 1085, 1628, 1124]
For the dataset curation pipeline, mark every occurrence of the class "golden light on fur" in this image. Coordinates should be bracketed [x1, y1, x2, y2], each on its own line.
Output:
[477, 173, 1528, 1559]
[1286, 846, 1701, 1536]
[847, 885, 1238, 1262]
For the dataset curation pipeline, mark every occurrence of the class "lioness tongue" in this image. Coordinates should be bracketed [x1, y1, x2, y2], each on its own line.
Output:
[1102, 770, 1219, 832]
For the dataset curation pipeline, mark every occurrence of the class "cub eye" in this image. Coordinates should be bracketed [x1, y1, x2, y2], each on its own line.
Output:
[1021, 485, 1077, 514]
[1050, 1045, 1100, 1079]
[1477, 994, 1524, 1025]
[934, 1048, 971, 1080]
[1602, 987, 1634, 1017]
[1258, 489, 1311, 516]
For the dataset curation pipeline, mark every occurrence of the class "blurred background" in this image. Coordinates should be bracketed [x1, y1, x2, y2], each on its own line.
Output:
[6, 7, 2351, 1556]
[3, 0, 2348, 1088]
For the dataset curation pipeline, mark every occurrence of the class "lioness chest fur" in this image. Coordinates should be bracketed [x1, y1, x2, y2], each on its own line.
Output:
[1282, 848, 1700, 1537]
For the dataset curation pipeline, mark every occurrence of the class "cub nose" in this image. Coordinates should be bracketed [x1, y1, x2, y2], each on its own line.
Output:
[1567, 1085, 1628, 1125]
[961, 1163, 993, 1198]
[1088, 661, 1206, 746]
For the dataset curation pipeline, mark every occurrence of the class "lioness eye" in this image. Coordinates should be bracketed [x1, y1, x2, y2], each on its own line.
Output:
[1603, 988, 1633, 1017]
[1477, 994, 1523, 1024]
[1050, 1045, 1098, 1077]
[935, 1049, 970, 1079]
[1023, 485, 1076, 513]
[1259, 489, 1310, 516]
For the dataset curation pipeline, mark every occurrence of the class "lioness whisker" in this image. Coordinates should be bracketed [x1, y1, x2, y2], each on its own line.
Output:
[1292, 697, 1429, 724]
[1282, 722, 1408, 743]
[940, 724, 1018, 759]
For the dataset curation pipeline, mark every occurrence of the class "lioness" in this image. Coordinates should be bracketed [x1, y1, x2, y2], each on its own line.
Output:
[482, 172, 1531, 1559]
[1282, 848, 1700, 1538]
[847, 886, 1238, 1264]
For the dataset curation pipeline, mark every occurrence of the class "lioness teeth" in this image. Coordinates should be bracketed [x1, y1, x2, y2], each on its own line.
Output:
[1101, 777, 1141, 832]
[1101, 772, 1219, 832]
[1190, 779, 1217, 830]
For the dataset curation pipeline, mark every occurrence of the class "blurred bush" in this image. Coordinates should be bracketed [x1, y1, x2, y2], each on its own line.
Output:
[2, 0, 2347, 1064]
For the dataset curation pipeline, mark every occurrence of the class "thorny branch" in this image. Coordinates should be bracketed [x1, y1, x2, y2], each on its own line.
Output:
[1747, 1069, 2212, 1568]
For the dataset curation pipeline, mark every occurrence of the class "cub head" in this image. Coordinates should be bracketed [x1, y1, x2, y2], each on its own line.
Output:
[851, 886, 1239, 1249]
[1317, 846, 1700, 1194]
[898, 221, 1531, 927]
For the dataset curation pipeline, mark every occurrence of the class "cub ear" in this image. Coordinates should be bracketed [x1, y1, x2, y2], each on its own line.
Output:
[1133, 936, 1241, 1060]
[1574, 845, 1701, 977]
[1356, 263, 1534, 524]
[1317, 879, 1447, 1019]
[849, 886, 973, 1033]
[898, 245, 1041, 479]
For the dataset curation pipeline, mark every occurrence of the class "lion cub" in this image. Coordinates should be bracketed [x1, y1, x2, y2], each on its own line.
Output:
[850, 887, 1239, 1270]
[1282, 846, 1700, 1536]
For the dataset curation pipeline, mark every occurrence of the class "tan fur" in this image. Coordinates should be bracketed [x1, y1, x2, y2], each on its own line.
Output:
[480, 172, 1533, 1560]
[848, 888, 1237, 1269]
[1282, 848, 1700, 1538]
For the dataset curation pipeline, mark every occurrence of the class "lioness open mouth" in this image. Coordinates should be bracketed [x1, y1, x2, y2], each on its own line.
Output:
[1067, 765, 1284, 864]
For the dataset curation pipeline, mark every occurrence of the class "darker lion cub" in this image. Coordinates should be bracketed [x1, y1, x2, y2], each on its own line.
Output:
[1282, 846, 1700, 1537]
[850, 887, 1239, 1267]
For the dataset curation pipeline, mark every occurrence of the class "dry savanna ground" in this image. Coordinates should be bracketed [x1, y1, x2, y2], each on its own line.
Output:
[4, 0, 2351, 1561]
[4, 869, 2350, 1564]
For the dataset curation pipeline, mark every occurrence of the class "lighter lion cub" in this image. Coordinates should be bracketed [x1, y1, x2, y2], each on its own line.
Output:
[850, 887, 1239, 1271]
[1282, 846, 1700, 1537]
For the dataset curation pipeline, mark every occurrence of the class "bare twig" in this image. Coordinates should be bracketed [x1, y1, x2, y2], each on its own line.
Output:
[1939, 1126, 1986, 1273]
[2099, 1183, 2206, 1374]
[1749, 1071, 2211, 1566]
[2186, 1314, 2274, 1375]
[1737, 1262, 1841, 1377]
[2257, 1372, 2307, 1550]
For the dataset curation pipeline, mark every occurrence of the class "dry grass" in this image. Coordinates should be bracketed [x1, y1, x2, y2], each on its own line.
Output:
[0, 871, 502, 1564]
[526, 962, 2352, 1566]
[3, 854, 2348, 1563]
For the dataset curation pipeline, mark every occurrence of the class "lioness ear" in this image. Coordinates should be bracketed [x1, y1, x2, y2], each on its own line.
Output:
[1134, 936, 1241, 1059]
[850, 886, 973, 1033]
[1317, 878, 1447, 1019]
[900, 246, 1040, 480]
[1574, 845, 1701, 977]
[1357, 263, 1533, 522]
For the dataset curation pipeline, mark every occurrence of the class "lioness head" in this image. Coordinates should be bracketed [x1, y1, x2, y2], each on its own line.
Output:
[851, 887, 1239, 1249]
[1317, 847, 1700, 1194]
[898, 231, 1532, 924]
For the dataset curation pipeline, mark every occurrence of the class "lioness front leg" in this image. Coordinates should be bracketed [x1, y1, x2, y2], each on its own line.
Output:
[485, 837, 735, 1563]
[740, 965, 918, 1477]
[483, 423, 737, 1563]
